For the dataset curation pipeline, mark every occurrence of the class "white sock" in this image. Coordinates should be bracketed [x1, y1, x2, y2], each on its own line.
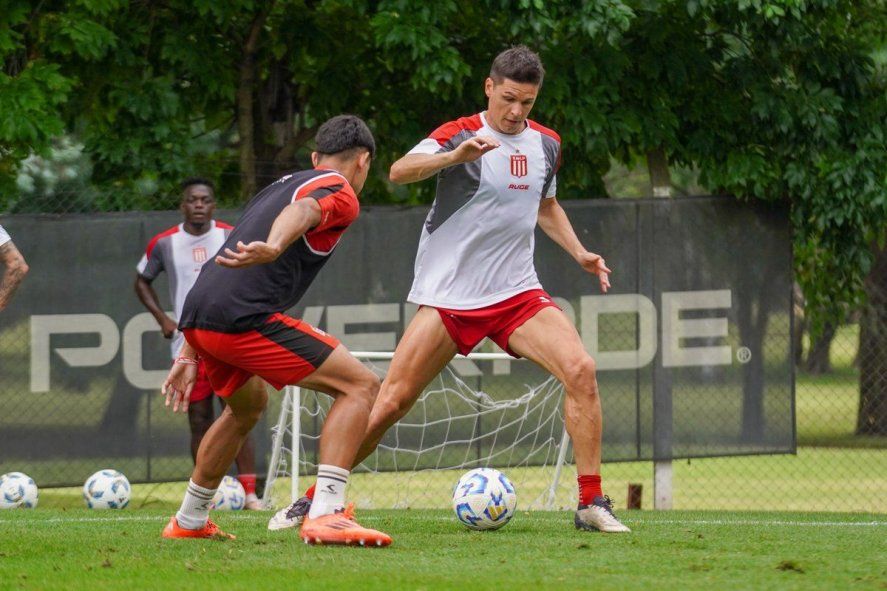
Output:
[176, 479, 216, 530]
[308, 464, 350, 519]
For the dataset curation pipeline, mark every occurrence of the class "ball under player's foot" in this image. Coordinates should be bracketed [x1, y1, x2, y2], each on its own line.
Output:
[162, 516, 236, 540]
[574, 496, 631, 533]
[299, 503, 392, 547]
[267, 495, 312, 530]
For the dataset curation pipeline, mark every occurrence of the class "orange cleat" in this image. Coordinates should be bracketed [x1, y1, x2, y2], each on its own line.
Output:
[162, 516, 236, 540]
[299, 504, 392, 547]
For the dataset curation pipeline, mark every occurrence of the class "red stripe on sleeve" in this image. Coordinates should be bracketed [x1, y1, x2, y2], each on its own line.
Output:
[429, 114, 483, 146]
[529, 120, 562, 172]
[293, 173, 348, 203]
[215, 221, 233, 230]
[145, 225, 180, 257]
[527, 120, 561, 143]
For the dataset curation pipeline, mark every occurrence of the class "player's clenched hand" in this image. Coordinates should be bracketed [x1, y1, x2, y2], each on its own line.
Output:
[452, 136, 500, 164]
[162, 361, 198, 413]
[578, 252, 612, 293]
[160, 316, 178, 339]
[216, 240, 281, 268]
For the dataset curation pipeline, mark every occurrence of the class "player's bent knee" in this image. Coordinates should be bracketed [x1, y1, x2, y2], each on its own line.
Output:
[227, 395, 267, 432]
[337, 372, 379, 417]
[189, 417, 213, 437]
[376, 385, 418, 422]
[353, 372, 381, 405]
[564, 356, 598, 392]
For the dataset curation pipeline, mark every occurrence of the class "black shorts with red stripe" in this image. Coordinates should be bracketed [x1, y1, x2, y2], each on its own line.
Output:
[182, 313, 340, 397]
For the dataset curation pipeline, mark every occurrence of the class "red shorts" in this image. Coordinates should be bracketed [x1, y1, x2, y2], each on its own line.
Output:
[182, 313, 340, 397]
[435, 289, 560, 357]
[188, 360, 215, 403]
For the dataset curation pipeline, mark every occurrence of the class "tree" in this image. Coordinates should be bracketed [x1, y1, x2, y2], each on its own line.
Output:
[858, 242, 887, 435]
[0, 2, 73, 203]
[1, 2, 885, 431]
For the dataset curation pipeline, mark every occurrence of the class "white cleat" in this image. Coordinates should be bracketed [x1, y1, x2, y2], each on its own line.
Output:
[267, 496, 312, 531]
[244, 493, 265, 511]
[574, 496, 631, 533]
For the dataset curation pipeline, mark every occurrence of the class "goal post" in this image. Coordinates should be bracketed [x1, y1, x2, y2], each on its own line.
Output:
[263, 351, 576, 510]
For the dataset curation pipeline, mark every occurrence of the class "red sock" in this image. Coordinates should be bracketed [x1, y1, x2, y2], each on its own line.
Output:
[237, 474, 257, 496]
[304, 483, 316, 500]
[578, 474, 602, 506]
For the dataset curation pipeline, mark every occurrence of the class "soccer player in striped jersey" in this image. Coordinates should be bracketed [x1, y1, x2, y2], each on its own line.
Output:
[0, 224, 28, 312]
[275, 46, 630, 534]
[135, 179, 262, 510]
[160, 115, 391, 546]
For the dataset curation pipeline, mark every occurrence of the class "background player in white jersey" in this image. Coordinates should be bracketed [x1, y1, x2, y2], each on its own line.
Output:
[275, 46, 629, 534]
[135, 179, 262, 510]
[0, 224, 28, 312]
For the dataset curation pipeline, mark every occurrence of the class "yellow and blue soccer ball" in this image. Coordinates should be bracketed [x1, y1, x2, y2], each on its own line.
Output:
[0, 472, 39, 509]
[452, 468, 517, 530]
[83, 469, 130, 509]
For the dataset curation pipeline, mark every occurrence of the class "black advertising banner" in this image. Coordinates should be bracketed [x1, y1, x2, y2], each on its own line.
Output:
[0, 196, 792, 485]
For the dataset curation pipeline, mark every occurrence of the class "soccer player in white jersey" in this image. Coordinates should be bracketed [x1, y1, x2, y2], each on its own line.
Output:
[135, 179, 262, 510]
[270, 46, 630, 534]
[0, 224, 29, 312]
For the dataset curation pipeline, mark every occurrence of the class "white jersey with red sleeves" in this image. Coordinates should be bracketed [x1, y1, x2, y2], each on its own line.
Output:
[406, 112, 561, 309]
[136, 220, 232, 357]
[0, 224, 10, 247]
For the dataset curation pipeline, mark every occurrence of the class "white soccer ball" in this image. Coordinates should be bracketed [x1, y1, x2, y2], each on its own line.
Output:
[212, 476, 245, 511]
[0, 472, 39, 509]
[452, 468, 517, 530]
[83, 469, 131, 509]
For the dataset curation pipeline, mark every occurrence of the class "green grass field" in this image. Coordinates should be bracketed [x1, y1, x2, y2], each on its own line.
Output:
[0, 509, 883, 590]
[1, 320, 884, 589]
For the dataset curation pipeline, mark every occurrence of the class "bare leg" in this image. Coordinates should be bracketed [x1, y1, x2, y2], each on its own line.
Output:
[191, 377, 268, 489]
[352, 306, 458, 467]
[234, 434, 257, 474]
[215, 396, 257, 475]
[507, 307, 602, 475]
[187, 397, 215, 464]
[298, 345, 382, 469]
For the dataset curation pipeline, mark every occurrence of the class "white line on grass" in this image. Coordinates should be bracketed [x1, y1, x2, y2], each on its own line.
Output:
[0, 514, 883, 528]
[623, 519, 887, 528]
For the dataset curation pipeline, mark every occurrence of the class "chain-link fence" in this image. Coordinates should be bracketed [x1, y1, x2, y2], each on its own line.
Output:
[0, 198, 884, 513]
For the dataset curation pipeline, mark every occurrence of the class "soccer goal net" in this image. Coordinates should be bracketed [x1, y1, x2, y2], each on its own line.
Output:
[263, 352, 578, 511]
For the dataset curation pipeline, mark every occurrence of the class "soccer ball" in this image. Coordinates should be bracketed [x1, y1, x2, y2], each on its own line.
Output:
[83, 470, 131, 509]
[452, 468, 517, 531]
[0, 472, 39, 509]
[212, 476, 245, 511]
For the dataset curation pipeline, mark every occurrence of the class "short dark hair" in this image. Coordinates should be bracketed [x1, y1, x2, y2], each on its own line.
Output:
[489, 45, 545, 86]
[180, 177, 215, 196]
[315, 115, 376, 159]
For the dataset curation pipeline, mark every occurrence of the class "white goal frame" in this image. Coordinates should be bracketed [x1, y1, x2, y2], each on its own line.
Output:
[263, 351, 573, 509]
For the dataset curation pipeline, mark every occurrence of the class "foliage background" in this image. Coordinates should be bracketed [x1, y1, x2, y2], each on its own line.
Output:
[1, 0, 886, 432]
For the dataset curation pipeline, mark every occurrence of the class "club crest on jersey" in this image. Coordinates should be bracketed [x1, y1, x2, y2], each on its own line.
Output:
[192, 247, 207, 263]
[510, 154, 528, 178]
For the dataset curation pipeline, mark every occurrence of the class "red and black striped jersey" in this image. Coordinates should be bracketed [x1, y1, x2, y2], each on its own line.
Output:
[178, 168, 359, 332]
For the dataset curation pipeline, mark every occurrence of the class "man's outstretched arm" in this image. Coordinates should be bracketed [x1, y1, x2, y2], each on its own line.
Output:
[0, 241, 29, 312]
[389, 136, 500, 185]
[215, 198, 323, 269]
[537, 196, 611, 293]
